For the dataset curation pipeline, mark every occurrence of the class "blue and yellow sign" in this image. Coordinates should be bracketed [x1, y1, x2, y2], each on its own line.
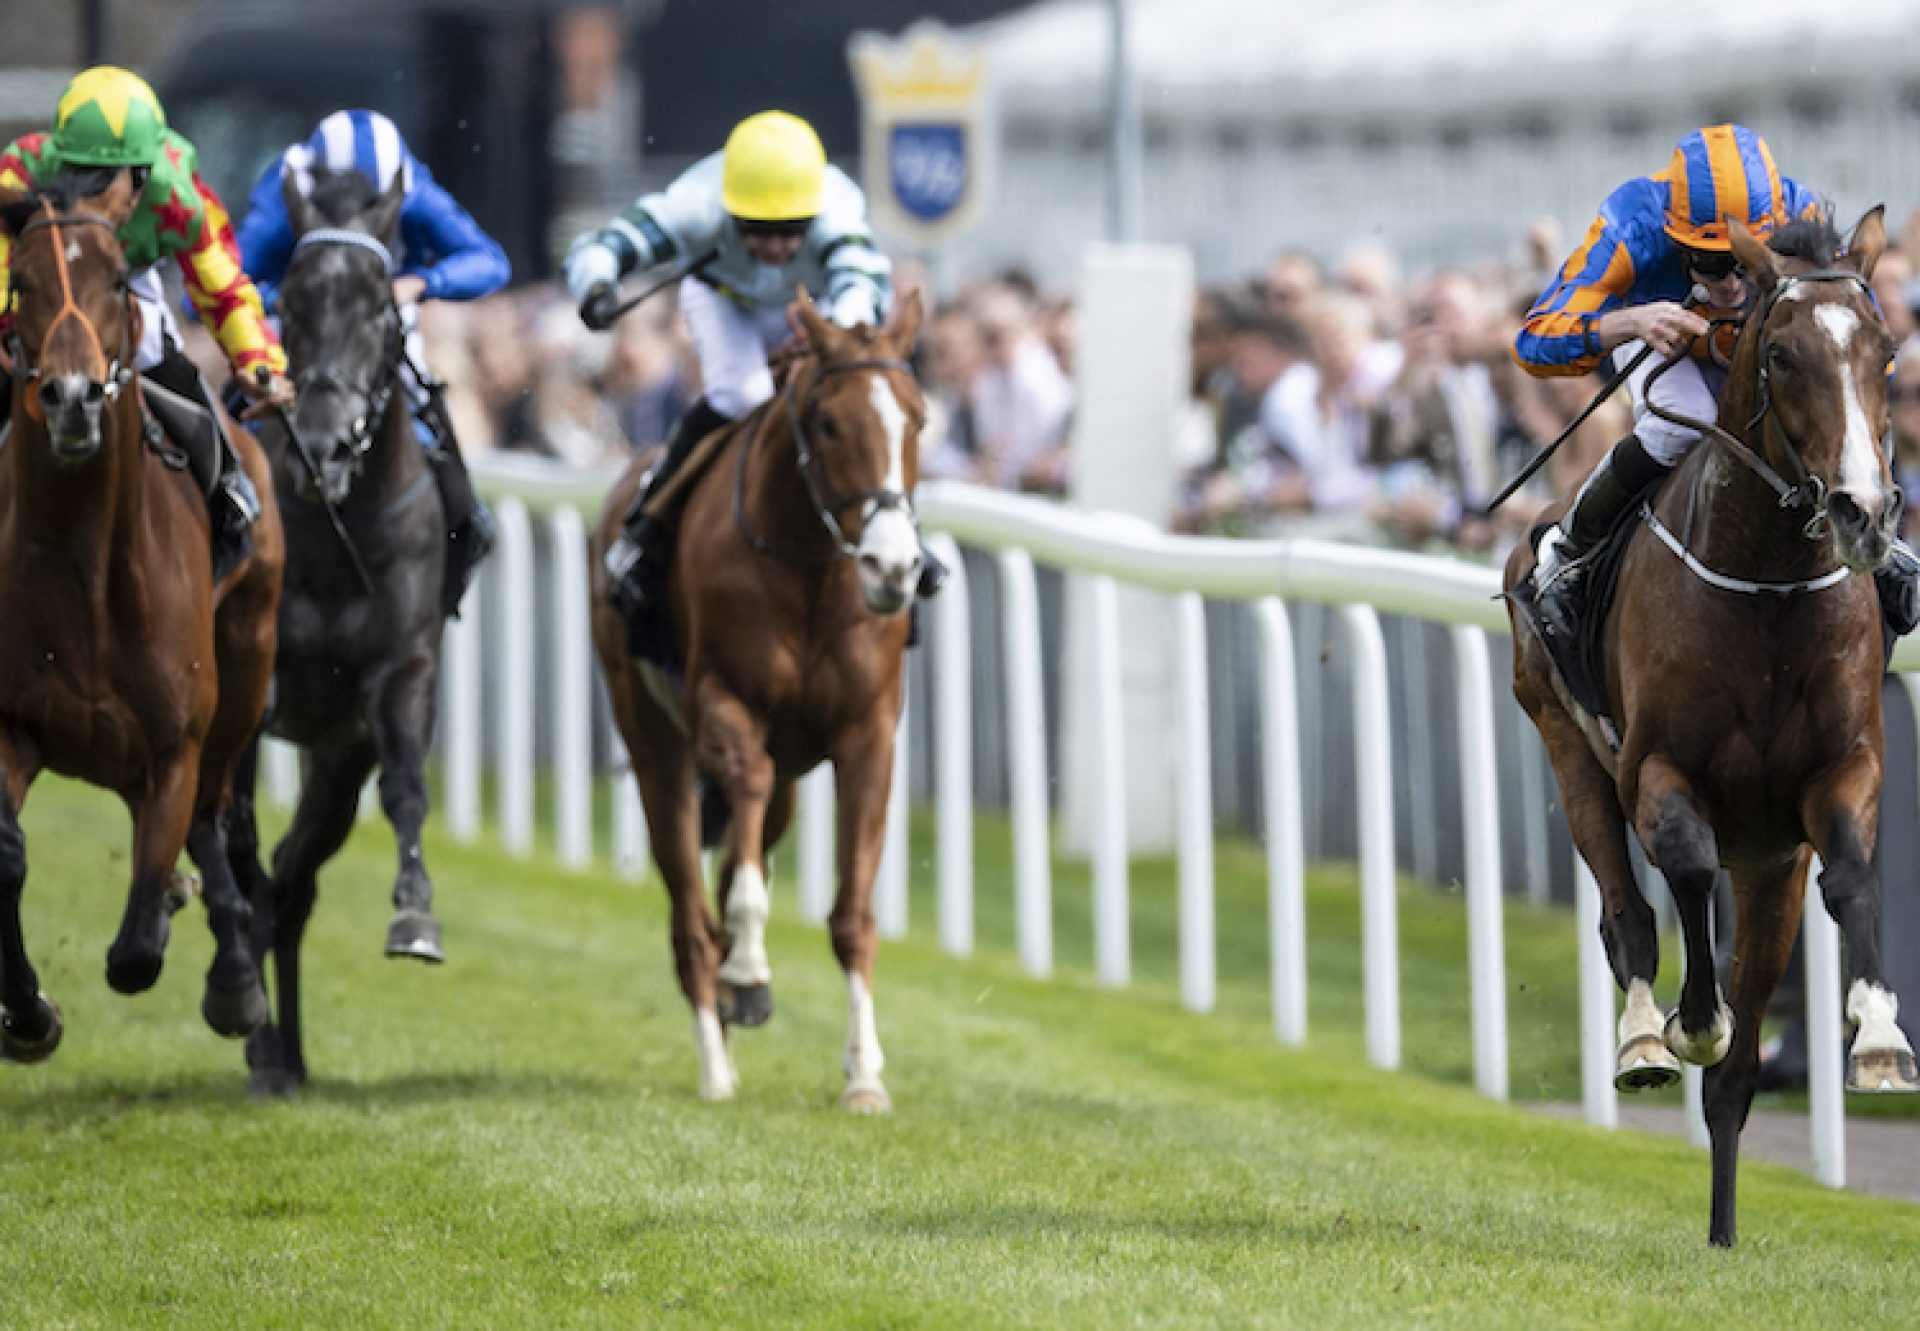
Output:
[849, 22, 992, 249]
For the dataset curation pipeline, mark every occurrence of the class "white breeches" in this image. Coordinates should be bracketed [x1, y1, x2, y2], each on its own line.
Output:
[1615, 341, 1726, 468]
[679, 276, 791, 420]
[130, 267, 179, 370]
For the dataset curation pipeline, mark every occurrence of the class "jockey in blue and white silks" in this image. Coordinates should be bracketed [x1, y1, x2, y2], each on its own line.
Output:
[236, 109, 508, 616]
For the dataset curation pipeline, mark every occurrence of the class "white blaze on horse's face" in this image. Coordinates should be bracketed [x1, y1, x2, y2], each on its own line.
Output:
[854, 373, 921, 615]
[1813, 303, 1889, 519]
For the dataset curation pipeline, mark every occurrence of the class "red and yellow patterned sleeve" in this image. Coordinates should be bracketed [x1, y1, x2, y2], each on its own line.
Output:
[0, 136, 43, 316]
[173, 169, 287, 376]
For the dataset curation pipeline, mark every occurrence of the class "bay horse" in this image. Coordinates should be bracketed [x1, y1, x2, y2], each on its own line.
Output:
[229, 168, 453, 1096]
[1506, 209, 1917, 1246]
[0, 178, 283, 1061]
[590, 289, 925, 1108]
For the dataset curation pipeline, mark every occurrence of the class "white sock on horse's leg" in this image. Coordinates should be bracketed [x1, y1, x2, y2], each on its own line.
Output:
[1848, 980, 1914, 1055]
[716, 862, 771, 987]
[840, 973, 889, 1111]
[693, 1007, 737, 1101]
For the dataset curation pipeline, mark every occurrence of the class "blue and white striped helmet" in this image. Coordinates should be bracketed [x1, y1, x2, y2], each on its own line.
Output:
[285, 109, 414, 197]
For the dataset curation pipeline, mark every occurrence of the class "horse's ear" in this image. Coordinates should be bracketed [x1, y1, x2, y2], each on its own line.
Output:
[886, 289, 925, 357]
[791, 288, 835, 349]
[1728, 219, 1779, 291]
[86, 170, 137, 227]
[360, 168, 406, 246]
[1844, 205, 1887, 281]
[281, 165, 321, 239]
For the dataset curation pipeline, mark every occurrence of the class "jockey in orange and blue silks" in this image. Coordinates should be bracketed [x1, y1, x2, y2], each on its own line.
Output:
[1513, 124, 1918, 646]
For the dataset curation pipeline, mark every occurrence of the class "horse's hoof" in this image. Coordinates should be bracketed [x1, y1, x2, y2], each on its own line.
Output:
[717, 981, 773, 1029]
[384, 911, 444, 964]
[1614, 1034, 1681, 1091]
[0, 993, 63, 1064]
[247, 1064, 305, 1100]
[203, 979, 269, 1038]
[698, 1075, 738, 1103]
[1848, 1047, 1920, 1094]
[105, 948, 164, 996]
[839, 1082, 893, 1115]
[1665, 1005, 1733, 1067]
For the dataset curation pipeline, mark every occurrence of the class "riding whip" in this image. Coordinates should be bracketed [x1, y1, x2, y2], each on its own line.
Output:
[590, 248, 720, 329]
[1482, 286, 1707, 515]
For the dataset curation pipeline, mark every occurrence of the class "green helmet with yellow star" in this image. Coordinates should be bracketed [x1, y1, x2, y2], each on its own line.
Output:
[52, 66, 167, 168]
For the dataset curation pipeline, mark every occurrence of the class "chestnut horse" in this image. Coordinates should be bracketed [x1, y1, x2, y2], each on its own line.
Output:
[0, 180, 283, 1061]
[591, 290, 925, 1108]
[1506, 209, 1916, 1245]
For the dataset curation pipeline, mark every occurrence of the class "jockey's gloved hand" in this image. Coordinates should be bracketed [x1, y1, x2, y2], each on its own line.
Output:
[238, 364, 296, 419]
[579, 281, 622, 333]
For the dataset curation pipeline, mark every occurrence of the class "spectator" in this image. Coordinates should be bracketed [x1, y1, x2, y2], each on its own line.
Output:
[922, 300, 987, 481]
[1892, 340, 1920, 538]
[970, 281, 1075, 494]
[1335, 242, 1404, 337]
[1874, 244, 1917, 346]
[1264, 291, 1403, 528]
[1175, 300, 1310, 533]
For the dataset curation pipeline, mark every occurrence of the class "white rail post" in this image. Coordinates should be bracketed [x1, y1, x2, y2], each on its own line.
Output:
[1000, 547, 1052, 979]
[1683, 1066, 1709, 1148]
[547, 506, 593, 869]
[1256, 599, 1306, 1046]
[442, 521, 484, 843]
[612, 767, 648, 882]
[1451, 625, 1508, 1102]
[876, 689, 909, 940]
[1804, 853, 1846, 1187]
[797, 764, 835, 925]
[1088, 575, 1129, 988]
[261, 737, 300, 810]
[495, 496, 536, 856]
[1342, 604, 1399, 1070]
[1575, 857, 1619, 1129]
[1174, 592, 1215, 1014]
[927, 534, 973, 959]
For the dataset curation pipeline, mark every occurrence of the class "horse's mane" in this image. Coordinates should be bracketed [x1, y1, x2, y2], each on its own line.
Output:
[1768, 210, 1842, 267]
[306, 166, 378, 227]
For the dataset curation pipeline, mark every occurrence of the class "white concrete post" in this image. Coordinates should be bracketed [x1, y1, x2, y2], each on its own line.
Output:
[1805, 853, 1847, 1188]
[927, 533, 973, 959]
[1451, 625, 1508, 1102]
[1174, 592, 1215, 1014]
[876, 689, 910, 940]
[1256, 599, 1306, 1046]
[1343, 604, 1398, 1070]
[261, 737, 300, 809]
[797, 764, 835, 925]
[548, 506, 593, 869]
[1576, 857, 1619, 1129]
[1088, 574, 1129, 988]
[494, 496, 536, 857]
[1000, 546, 1052, 978]
[442, 558, 483, 844]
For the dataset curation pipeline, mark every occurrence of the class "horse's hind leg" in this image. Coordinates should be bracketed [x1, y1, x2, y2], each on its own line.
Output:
[186, 789, 269, 1039]
[0, 747, 59, 1063]
[247, 737, 377, 1096]
[1635, 757, 1732, 1067]
[368, 647, 444, 962]
[696, 685, 777, 1032]
[1803, 754, 1920, 1093]
[1522, 688, 1671, 1088]
[1704, 850, 1810, 1247]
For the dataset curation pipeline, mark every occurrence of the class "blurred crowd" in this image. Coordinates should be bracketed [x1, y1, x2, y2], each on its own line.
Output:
[370, 209, 1920, 557]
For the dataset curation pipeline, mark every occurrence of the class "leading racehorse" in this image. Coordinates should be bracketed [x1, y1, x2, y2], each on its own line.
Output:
[591, 289, 925, 1108]
[0, 178, 283, 1060]
[1506, 209, 1917, 1245]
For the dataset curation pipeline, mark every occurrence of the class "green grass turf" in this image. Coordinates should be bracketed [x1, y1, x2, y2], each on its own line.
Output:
[1, 776, 1916, 1329]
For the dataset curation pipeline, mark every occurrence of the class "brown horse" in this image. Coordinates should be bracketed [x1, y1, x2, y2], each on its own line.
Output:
[0, 179, 283, 1061]
[591, 290, 925, 1108]
[1507, 209, 1916, 1246]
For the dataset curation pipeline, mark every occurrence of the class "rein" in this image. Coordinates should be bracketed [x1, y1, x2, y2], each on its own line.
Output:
[6, 207, 135, 425]
[733, 354, 921, 567]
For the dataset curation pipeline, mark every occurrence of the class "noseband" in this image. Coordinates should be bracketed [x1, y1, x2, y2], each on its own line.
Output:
[1646, 267, 1874, 542]
[5, 208, 135, 424]
[734, 354, 921, 565]
[284, 227, 404, 473]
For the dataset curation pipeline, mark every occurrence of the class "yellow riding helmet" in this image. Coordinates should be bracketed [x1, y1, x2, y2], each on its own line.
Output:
[721, 111, 826, 223]
[53, 65, 167, 168]
[1662, 124, 1786, 252]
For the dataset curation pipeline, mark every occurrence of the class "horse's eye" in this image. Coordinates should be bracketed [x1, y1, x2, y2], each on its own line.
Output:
[1768, 344, 1793, 371]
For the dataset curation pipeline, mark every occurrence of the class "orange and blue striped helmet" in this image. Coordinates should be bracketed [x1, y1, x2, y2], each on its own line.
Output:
[1661, 125, 1787, 252]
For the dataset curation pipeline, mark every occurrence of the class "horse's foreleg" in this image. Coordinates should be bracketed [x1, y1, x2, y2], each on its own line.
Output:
[0, 745, 57, 1063]
[108, 751, 199, 997]
[1803, 751, 1919, 1093]
[369, 648, 443, 962]
[247, 737, 376, 1096]
[1526, 693, 1669, 1088]
[644, 755, 729, 1102]
[1634, 757, 1732, 1067]
[1703, 850, 1811, 1247]
[697, 686, 776, 1032]
[186, 784, 269, 1040]
[830, 706, 899, 1114]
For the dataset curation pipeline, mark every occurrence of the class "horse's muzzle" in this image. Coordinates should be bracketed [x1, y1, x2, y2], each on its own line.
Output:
[40, 373, 104, 463]
[1829, 487, 1901, 572]
[856, 509, 922, 615]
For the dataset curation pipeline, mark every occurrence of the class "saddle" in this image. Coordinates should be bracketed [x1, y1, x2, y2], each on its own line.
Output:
[1509, 503, 1641, 732]
[138, 365, 223, 499]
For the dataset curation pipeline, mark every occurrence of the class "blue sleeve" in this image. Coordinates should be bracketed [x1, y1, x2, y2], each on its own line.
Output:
[235, 156, 296, 313]
[399, 175, 511, 302]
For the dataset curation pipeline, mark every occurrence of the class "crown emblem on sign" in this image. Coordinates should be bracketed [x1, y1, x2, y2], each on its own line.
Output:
[850, 22, 987, 109]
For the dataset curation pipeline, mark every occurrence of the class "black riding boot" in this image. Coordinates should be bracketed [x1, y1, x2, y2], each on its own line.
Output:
[1875, 537, 1920, 665]
[1529, 433, 1670, 642]
[418, 388, 494, 619]
[144, 351, 260, 582]
[606, 396, 730, 662]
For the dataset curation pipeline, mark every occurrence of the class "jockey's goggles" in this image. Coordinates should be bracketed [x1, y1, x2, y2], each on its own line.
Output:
[71, 164, 150, 199]
[736, 217, 812, 240]
[1682, 248, 1741, 281]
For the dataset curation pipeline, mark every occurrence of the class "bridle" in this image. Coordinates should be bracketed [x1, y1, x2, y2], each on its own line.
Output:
[5, 206, 135, 425]
[734, 353, 921, 566]
[1645, 267, 1878, 543]
[282, 226, 404, 475]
